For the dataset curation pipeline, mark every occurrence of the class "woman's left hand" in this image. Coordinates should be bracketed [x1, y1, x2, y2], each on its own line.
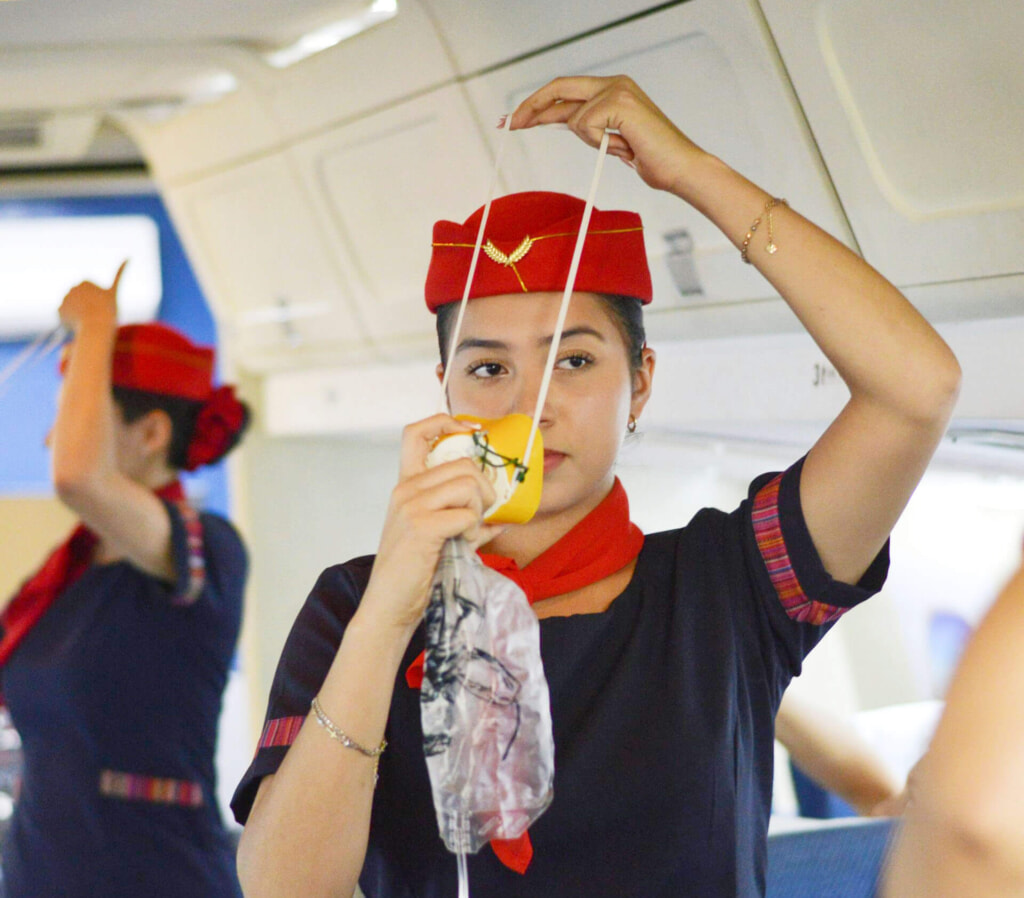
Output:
[58, 260, 126, 332]
[508, 75, 706, 195]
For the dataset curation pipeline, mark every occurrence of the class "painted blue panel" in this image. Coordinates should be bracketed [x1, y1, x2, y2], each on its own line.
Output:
[0, 194, 231, 517]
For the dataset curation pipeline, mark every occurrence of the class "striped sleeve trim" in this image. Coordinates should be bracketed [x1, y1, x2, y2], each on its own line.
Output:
[99, 769, 204, 808]
[172, 499, 206, 606]
[752, 474, 847, 626]
[258, 715, 306, 751]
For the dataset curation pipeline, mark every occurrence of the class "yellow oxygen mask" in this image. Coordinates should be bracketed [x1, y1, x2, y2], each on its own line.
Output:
[425, 413, 543, 524]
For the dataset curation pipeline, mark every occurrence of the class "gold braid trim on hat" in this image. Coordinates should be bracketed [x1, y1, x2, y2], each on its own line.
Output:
[433, 226, 644, 295]
[433, 224, 644, 254]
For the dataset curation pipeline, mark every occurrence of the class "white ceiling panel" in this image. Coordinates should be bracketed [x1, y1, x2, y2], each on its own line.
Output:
[0, 0, 370, 49]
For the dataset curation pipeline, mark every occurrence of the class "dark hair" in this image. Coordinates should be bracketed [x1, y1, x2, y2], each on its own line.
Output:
[436, 293, 646, 372]
[112, 387, 201, 471]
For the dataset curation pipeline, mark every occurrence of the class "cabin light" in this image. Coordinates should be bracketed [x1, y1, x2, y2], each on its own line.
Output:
[265, 0, 398, 69]
[0, 215, 162, 339]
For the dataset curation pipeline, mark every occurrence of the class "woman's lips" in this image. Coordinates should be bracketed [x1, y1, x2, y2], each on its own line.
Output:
[543, 450, 566, 473]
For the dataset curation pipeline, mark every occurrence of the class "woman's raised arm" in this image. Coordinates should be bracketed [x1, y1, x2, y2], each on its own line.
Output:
[52, 264, 177, 580]
[511, 76, 961, 585]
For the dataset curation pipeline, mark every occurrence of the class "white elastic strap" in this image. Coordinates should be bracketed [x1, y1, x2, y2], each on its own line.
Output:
[437, 115, 514, 413]
[520, 130, 611, 469]
[0, 324, 67, 398]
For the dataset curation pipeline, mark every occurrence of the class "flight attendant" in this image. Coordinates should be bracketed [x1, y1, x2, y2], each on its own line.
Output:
[232, 76, 961, 897]
[0, 266, 251, 897]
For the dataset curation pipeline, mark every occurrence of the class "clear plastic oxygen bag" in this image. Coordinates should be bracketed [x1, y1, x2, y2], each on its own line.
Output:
[420, 536, 554, 864]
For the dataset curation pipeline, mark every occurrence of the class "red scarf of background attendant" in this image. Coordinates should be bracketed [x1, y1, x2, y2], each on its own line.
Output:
[0, 481, 186, 667]
[405, 477, 644, 874]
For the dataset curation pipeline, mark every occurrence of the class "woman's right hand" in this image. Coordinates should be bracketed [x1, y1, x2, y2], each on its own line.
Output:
[359, 414, 501, 638]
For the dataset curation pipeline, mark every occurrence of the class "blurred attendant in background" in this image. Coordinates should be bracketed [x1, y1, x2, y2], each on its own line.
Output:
[0, 264, 251, 898]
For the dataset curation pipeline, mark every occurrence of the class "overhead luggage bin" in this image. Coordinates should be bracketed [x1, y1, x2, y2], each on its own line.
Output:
[288, 83, 499, 357]
[759, 0, 1024, 302]
[462, 0, 858, 341]
[423, 0, 670, 76]
[133, 0, 454, 186]
[167, 154, 372, 371]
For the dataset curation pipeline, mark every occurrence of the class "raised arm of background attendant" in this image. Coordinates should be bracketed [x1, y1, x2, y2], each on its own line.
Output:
[510, 76, 962, 586]
[51, 268, 176, 580]
[881, 561, 1024, 897]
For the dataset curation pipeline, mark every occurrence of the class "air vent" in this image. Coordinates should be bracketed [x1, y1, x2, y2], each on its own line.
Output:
[0, 118, 45, 149]
[947, 428, 1024, 452]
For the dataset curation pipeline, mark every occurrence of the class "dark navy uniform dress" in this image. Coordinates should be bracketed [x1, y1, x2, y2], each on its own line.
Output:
[2, 495, 246, 898]
[233, 459, 889, 898]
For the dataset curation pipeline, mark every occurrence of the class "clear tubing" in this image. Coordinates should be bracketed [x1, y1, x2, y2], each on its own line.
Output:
[0, 324, 66, 398]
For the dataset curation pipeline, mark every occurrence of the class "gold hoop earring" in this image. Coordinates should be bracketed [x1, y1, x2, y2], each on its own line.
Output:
[627, 415, 637, 434]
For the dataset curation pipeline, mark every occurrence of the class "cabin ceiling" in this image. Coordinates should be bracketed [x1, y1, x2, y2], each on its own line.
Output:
[0, 0, 360, 49]
[0, 0, 374, 168]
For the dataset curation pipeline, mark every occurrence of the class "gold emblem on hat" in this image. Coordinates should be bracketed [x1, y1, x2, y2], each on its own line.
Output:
[483, 236, 533, 266]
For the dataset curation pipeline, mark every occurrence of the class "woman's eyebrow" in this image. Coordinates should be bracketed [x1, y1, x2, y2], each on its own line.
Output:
[455, 326, 605, 355]
[455, 337, 509, 354]
[540, 326, 606, 347]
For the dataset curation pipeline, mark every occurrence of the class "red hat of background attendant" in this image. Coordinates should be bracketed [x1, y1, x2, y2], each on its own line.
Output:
[111, 323, 215, 400]
[425, 191, 653, 311]
[60, 322, 249, 471]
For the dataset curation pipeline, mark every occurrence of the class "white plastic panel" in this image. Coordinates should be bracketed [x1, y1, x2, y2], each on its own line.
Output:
[262, 359, 439, 435]
[640, 316, 1024, 441]
[462, 0, 856, 337]
[423, 0, 665, 75]
[132, 86, 283, 188]
[134, 2, 455, 185]
[290, 84, 497, 354]
[265, 0, 455, 139]
[168, 154, 370, 372]
[759, 0, 1024, 287]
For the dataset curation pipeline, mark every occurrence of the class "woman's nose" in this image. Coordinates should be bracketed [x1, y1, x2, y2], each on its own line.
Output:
[511, 367, 555, 426]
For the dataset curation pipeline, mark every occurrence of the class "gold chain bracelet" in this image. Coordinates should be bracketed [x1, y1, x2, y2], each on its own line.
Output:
[311, 695, 387, 783]
[740, 197, 788, 264]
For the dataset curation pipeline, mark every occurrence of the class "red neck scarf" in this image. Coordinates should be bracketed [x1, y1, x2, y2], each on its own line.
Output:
[0, 481, 185, 667]
[406, 477, 643, 874]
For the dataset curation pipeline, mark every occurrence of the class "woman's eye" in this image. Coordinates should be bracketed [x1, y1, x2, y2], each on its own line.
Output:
[556, 353, 592, 371]
[468, 361, 506, 379]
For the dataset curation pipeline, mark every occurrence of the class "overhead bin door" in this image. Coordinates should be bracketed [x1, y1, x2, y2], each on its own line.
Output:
[289, 84, 497, 358]
[461, 0, 857, 341]
[167, 154, 370, 371]
[759, 0, 1024, 289]
[423, 0, 668, 75]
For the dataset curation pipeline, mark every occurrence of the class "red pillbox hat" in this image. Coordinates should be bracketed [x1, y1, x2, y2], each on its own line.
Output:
[111, 323, 214, 401]
[425, 191, 652, 312]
